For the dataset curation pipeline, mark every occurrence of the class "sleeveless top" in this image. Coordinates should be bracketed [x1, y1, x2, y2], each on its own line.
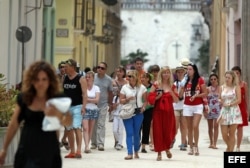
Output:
[207, 87, 220, 119]
[63, 74, 82, 106]
[219, 86, 242, 125]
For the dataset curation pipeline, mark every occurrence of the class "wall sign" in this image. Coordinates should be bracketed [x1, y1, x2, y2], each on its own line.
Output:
[58, 19, 67, 25]
[56, 29, 68, 37]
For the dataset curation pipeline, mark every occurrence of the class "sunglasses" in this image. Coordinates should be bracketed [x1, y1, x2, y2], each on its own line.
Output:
[97, 66, 106, 70]
[66, 60, 72, 66]
[127, 75, 134, 78]
[151, 70, 159, 73]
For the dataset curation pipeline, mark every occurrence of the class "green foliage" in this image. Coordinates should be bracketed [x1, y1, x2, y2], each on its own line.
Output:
[0, 73, 19, 127]
[120, 49, 149, 66]
[191, 40, 210, 75]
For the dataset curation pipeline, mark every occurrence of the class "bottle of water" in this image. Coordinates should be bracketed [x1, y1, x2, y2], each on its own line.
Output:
[180, 74, 188, 87]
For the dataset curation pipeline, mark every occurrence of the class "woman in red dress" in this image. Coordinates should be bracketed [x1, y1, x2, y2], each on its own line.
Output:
[231, 66, 249, 151]
[148, 66, 179, 161]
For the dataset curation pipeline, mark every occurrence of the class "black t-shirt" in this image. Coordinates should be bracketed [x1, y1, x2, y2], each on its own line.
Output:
[63, 74, 82, 106]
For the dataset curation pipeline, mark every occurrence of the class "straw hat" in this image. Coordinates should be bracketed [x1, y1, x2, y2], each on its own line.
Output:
[180, 58, 191, 67]
[173, 66, 186, 74]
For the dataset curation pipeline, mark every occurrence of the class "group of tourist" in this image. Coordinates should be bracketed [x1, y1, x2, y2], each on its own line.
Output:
[0, 56, 249, 167]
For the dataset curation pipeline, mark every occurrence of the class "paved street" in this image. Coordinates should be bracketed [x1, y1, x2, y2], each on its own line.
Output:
[60, 117, 250, 168]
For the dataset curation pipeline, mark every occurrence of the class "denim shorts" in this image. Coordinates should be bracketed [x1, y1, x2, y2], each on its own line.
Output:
[83, 108, 99, 120]
[66, 104, 82, 130]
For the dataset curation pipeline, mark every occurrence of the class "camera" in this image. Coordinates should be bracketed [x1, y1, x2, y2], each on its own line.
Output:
[156, 89, 163, 95]
[134, 108, 141, 114]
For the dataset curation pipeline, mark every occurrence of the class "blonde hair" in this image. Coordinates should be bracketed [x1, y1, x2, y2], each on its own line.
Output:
[127, 70, 141, 87]
[157, 66, 174, 86]
[224, 70, 239, 86]
[86, 71, 95, 78]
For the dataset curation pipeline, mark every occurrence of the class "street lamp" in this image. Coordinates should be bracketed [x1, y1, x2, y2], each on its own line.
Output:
[43, 0, 54, 7]
[83, 20, 96, 36]
[93, 23, 114, 44]
[103, 24, 112, 35]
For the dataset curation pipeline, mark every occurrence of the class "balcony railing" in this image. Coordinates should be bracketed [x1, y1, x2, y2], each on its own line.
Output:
[121, 1, 201, 11]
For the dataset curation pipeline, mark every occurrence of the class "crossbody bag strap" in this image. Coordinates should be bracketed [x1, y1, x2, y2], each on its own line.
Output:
[135, 87, 138, 108]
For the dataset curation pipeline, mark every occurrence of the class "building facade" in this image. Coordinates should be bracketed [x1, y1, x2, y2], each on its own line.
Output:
[55, 0, 122, 75]
[0, 0, 49, 86]
[120, 0, 209, 72]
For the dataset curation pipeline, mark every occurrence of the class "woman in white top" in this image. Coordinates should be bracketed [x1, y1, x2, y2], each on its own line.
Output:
[120, 70, 147, 160]
[112, 66, 127, 150]
[173, 66, 187, 151]
[82, 71, 100, 153]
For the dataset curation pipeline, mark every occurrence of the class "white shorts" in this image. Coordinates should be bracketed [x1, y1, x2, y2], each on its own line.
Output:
[183, 104, 203, 116]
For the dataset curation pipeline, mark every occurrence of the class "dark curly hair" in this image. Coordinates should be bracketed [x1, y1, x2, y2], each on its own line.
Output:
[21, 60, 61, 105]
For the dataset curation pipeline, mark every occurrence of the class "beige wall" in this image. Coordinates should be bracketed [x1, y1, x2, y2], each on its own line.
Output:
[210, 0, 226, 84]
[54, 0, 75, 68]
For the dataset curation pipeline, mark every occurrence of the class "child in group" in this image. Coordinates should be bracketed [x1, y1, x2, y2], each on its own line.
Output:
[112, 88, 124, 150]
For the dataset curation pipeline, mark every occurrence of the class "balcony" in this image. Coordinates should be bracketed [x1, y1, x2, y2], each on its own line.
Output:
[121, 0, 201, 11]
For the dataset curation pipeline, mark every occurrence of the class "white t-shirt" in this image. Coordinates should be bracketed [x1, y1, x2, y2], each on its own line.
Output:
[86, 85, 100, 109]
[173, 80, 184, 110]
[120, 84, 147, 108]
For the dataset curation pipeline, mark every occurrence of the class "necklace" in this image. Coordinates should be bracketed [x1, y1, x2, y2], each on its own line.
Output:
[211, 86, 218, 92]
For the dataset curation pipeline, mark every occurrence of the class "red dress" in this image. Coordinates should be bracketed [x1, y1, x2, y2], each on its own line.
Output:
[148, 91, 176, 152]
[238, 84, 248, 127]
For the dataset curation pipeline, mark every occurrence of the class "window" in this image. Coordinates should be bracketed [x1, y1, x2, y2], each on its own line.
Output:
[74, 0, 85, 30]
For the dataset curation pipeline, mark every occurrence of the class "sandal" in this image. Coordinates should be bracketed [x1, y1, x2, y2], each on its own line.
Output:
[75, 153, 82, 158]
[188, 147, 194, 155]
[194, 147, 199, 156]
[124, 155, 133, 160]
[84, 149, 91, 153]
[134, 152, 139, 159]
[61, 141, 70, 150]
[212, 146, 218, 149]
[208, 145, 213, 148]
[156, 155, 162, 161]
[64, 153, 76, 158]
[166, 150, 172, 159]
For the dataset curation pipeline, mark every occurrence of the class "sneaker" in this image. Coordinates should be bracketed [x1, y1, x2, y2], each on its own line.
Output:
[180, 146, 187, 151]
[114, 141, 118, 148]
[141, 148, 147, 153]
[179, 144, 187, 149]
[98, 144, 105, 151]
[90, 144, 97, 149]
[115, 144, 122, 150]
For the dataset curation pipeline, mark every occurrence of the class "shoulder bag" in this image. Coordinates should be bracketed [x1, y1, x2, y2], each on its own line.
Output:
[119, 87, 138, 119]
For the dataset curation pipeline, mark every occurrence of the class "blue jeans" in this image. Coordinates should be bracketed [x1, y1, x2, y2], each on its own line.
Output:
[123, 113, 144, 155]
